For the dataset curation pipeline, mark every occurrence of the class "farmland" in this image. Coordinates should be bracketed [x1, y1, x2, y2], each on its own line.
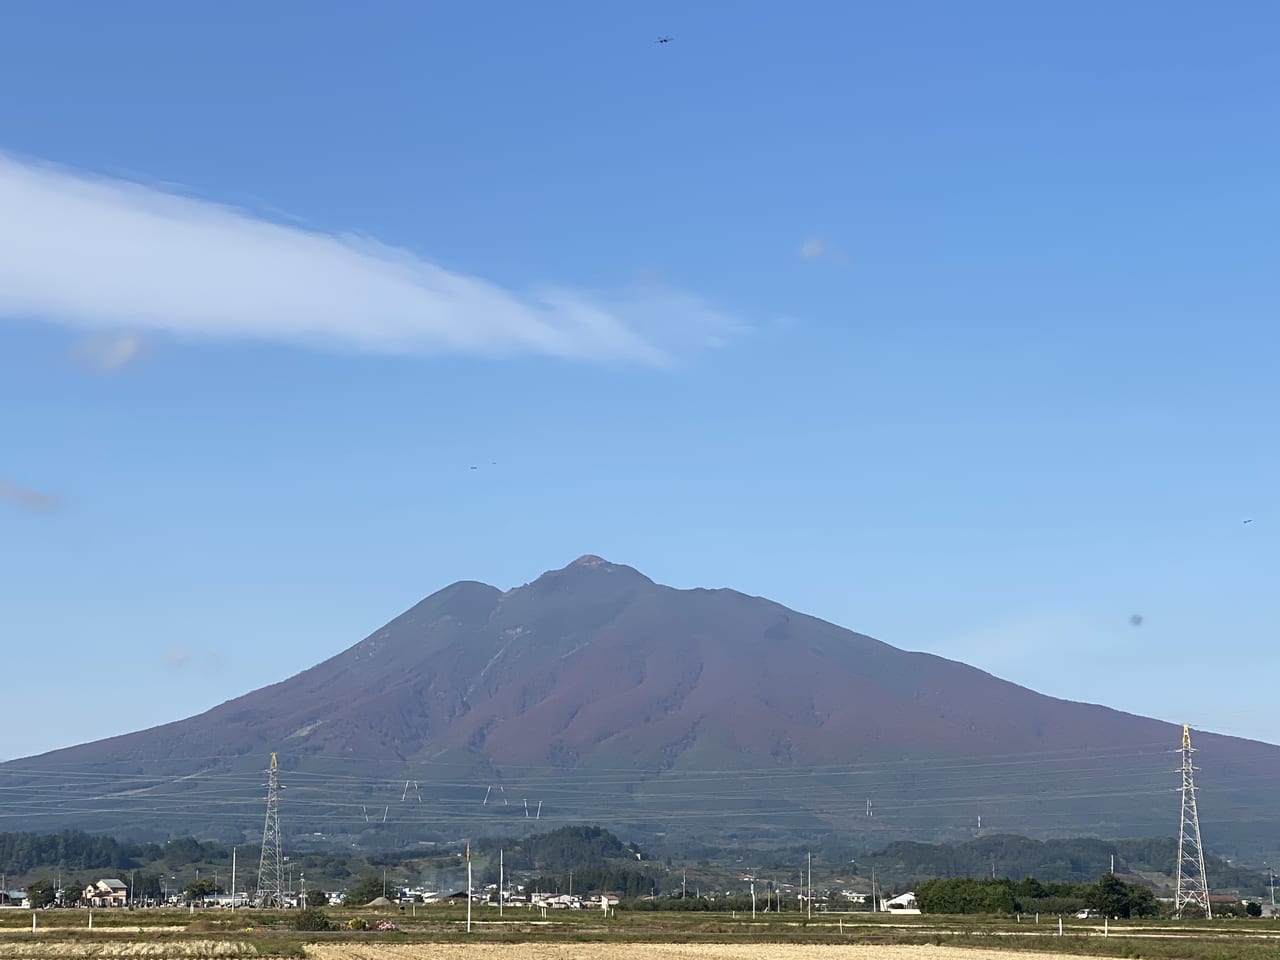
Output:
[2, 905, 1280, 960]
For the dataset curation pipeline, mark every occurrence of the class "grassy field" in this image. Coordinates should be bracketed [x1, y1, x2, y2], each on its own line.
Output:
[1, 905, 1278, 959]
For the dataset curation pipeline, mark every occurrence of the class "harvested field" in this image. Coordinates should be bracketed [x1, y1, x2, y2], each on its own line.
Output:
[305, 946, 1095, 960]
[0, 939, 257, 958]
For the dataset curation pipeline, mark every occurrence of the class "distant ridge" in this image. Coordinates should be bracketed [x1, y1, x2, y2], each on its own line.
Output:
[1, 556, 1277, 852]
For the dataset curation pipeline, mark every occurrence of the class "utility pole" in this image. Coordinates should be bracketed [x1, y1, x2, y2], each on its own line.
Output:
[1174, 724, 1212, 918]
[682, 869, 686, 899]
[256, 753, 284, 908]
[499, 849, 504, 918]
[231, 847, 236, 912]
[807, 852, 812, 920]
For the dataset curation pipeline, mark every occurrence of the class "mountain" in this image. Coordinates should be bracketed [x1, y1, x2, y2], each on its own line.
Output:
[2, 556, 1276, 855]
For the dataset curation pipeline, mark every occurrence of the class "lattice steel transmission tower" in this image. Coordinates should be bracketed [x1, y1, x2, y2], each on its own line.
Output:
[256, 753, 285, 908]
[1175, 724, 1211, 918]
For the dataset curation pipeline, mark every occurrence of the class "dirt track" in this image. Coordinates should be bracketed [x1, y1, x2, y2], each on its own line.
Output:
[306, 944, 1093, 960]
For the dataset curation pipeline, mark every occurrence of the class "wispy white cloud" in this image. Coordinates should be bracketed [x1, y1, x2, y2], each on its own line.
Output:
[799, 237, 826, 260]
[0, 479, 60, 513]
[0, 153, 737, 365]
[72, 331, 144, 373]
[798, 235, 848, 265]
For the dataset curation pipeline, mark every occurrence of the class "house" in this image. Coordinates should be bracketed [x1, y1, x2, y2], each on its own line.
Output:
[83, 879, 129, 907]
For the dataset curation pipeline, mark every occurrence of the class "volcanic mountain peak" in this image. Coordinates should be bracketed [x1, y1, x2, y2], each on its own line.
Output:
[569, 554, 612, 568]
[3, 556, 1277, 849]
[533, 554, 653, 582]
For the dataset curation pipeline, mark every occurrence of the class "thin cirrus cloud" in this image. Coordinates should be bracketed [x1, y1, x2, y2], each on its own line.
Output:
[0, 152, 737, 365]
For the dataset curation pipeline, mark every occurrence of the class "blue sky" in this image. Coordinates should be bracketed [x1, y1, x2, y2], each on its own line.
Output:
[1, 1, 1276, 761]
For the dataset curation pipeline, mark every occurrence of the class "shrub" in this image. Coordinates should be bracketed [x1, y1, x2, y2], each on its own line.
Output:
[292, 907, 333, 931]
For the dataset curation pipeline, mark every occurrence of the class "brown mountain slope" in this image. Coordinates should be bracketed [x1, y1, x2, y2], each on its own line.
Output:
[2, 556, 1276, 848]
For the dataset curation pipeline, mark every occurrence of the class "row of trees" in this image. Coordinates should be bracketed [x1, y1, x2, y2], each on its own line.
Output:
[476, 826, 645, 875]
[0, 830, 233, 876]
[864, 834, 1264, 893]
[914, 873, 1159, 917]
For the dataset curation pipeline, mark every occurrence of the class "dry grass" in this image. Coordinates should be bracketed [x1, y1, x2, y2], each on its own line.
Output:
[0, 939, 259, 958]
[304, 945, 1099, 960]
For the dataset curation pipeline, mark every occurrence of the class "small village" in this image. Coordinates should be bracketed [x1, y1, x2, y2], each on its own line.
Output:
[0, 875, 922, 915]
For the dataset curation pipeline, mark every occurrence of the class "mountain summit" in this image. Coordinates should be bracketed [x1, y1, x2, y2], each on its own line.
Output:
[3, 557, 1275, 846]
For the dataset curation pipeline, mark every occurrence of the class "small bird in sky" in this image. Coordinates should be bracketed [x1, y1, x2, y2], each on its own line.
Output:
[1129, 614, 1144, 627]
[1243, 518, 1253, 524]
[655, 36, 673, 44]
[470, 465, 478, 470]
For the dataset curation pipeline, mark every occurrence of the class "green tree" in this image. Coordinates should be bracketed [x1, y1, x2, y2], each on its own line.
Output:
[1245, 901, 1263, 918]
[915, 878, 1016, 914]
[58, 880, 82, 906]
[164, 838, 205, 869]
[133, 873, 163, 903]
[26, 880, 57, 908]
[183, 877, 218, 901]
[344, 874, 396, 906]
[303, 886, 330, 908]
[1085, 873, 1159, 919]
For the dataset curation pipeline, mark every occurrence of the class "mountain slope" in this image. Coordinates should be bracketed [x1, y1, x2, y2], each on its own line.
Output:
[2, 556, 1276, 851]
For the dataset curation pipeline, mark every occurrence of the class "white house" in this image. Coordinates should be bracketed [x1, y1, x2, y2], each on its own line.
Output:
[83, 879, 129, 908]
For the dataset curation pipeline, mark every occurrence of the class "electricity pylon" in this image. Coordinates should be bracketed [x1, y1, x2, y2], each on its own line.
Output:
[1174, 724, 1211, 918]
[256, 753, 284, 908]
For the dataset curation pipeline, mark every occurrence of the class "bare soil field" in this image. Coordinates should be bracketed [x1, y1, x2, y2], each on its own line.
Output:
[305, 945, 1096, 960]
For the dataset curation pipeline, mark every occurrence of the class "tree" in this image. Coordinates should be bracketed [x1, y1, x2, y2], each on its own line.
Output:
[26, 880, 57, 908]
[304, 886, 330, 908]
[1245, 901, 1263, 917]
[915, 878, 1016, 914]
[1085, 873, 1159, 919]
[58, 880, 82, 907]
[133, 873, 163, 903]
[183, 877, 218, 902]
[344, 874, 396, 906]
